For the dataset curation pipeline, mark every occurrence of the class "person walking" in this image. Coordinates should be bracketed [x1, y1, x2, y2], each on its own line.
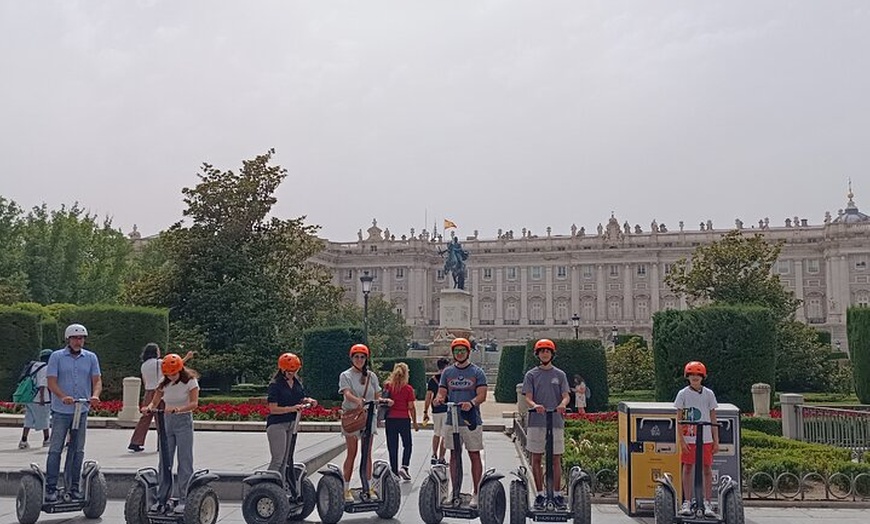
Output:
[18, 349, 53, 449]
[141, 354, 200, 514]
[572, 374, 588, 415]
[44, 324, 102, 502]
[383, 362, 419, 481]
[266, 352, 318, 476]
[128, 343, 194, 452]
[423, 357, 449, 465]
[338, 344, 392, 502]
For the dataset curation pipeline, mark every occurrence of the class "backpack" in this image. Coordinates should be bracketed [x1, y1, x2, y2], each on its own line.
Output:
[12, 361, 47, 404]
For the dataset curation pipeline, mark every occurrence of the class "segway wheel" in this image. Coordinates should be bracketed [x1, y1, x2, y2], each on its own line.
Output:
[185, 484, 219, 524]
[82, 470, 108, 518]
[722, 490, 745, 524]
[572, 480, 592, 524]
[479, 478, 506, 524]
[242, 482, 289, 524]
[654, 485, 676, 524]
[315, 474, 345, 524]
[123, 483, 148, 524]
[418, 475, 443, 524]
[376, 472, 401, 519]
[509, 480, 528, 524]
[16, 475, 42, 524]
[287, 477, 316, 521]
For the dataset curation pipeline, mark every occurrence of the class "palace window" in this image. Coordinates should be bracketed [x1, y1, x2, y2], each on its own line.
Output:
[637, 264, 647, 277]
[483, 268, 493, 280]
[556, 266, 568, 279]
[531, 266, 543, 280]
[807, 259, 820, 274]
[395, 268, 404, 279]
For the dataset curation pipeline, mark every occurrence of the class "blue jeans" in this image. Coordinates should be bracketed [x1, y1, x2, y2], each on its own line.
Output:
[45, 411, 88, 492]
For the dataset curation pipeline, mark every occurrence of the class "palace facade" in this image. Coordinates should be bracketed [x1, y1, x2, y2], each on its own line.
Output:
[313, 191, 870, 353]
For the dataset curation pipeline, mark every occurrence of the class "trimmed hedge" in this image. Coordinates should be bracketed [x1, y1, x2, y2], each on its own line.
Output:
[494, 345, 526, 403]
[652, 305, 777, 412]
[376, 357, 426, 400]
[40, 318, 60, 349]
[740, 416, 782, 436]
[523, 339, 609, 412]
[0, 308, 42, 400]
[301, 326, 366, 402]
[847, 307, 870, 403]
[56, 305, 169, 400]
[616, 333, 647, 348]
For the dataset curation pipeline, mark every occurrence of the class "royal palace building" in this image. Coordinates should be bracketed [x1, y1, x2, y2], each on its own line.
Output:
[312, 190, 870, 353]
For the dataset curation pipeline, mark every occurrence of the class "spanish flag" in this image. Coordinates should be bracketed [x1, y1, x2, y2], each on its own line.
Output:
[443, 219, 458, 229]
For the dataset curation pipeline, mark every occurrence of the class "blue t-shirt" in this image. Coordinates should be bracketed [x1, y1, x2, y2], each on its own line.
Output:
[46, 347, 101, 414]
[439, 363, 487, 426]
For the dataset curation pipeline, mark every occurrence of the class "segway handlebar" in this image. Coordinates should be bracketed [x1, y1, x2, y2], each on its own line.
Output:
[527, 407, 562, 413]
[678, 420, 722, 427]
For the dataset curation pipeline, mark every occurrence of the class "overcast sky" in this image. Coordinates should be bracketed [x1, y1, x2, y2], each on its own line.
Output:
[1, 1, 868, 242]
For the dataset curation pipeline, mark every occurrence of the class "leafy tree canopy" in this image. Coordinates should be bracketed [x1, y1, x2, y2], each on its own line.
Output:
[317, 295, 412, 358]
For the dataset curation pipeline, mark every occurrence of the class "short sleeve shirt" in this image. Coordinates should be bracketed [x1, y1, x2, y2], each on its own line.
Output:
[385, 383, 415, 419]
[428, 374, 446, 414]
[141, 358, 163, 390]
[47, 347, 101, 414]
[338, 367, 381, 411]
[674, 385, 719, 444]
[266, 377, 306, 426]
[161, 378, 199, 409]
[522, 366, 570, 428]
[439, 363, 487, 426]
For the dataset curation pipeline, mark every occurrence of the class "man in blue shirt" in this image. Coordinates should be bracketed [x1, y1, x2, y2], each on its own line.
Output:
[45, 323, 102, 502]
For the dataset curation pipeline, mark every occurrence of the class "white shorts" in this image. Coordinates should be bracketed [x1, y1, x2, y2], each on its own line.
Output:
[442, 425, 484, 452]
[432, 412, 446, 435]
[526, 427, 565, 455]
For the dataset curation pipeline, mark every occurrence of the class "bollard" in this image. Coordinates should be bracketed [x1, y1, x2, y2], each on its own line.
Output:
[516, 383, 526, 427]
[751, 383, 772, 417]
[779, 393, 804, 441]
[118, 376, 142, 422]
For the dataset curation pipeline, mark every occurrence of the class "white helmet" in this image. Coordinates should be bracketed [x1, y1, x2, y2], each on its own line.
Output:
[64, 324, 88, 339]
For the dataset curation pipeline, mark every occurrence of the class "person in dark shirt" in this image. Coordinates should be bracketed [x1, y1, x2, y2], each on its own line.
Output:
[423, 357, 450, 465]
[266, 353, 318, 475]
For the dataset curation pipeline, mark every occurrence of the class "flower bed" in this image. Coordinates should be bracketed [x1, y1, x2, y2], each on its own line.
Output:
[1, 400, 342, 422]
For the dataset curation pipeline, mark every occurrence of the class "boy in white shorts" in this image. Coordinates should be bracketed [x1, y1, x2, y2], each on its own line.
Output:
[522, 338, 571, 509]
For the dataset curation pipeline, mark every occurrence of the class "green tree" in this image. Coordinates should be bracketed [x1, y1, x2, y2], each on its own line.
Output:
[0, 196, 28, 304]
[317, 295, 411, 358]
[607, 336, 655, 391]
[126, 150, 342, 383]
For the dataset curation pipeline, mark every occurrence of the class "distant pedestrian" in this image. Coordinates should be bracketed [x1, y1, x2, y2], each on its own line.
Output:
[18, 349, 54, 449]
[423, 357, 449, 465]
[128, 343, 193, 452]
[573, 375, 587, 415]
[383, 362, 419, 481]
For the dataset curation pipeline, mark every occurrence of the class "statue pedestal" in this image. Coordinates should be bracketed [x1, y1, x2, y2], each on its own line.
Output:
[420, 288, 474, 370]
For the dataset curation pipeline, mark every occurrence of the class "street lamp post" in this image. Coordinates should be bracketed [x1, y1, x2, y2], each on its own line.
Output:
[572, 313, 580, 340]
[611, 325, 619, 347]
[360, 270, 374, 344]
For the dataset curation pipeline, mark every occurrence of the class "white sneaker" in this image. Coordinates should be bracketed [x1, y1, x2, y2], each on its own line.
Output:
[703, 500, 716, 518]
[399, 467, 412, 481]
[469, 493, 479, 509]
[18, 441, 29, 450]
[679, 500, 692, 516]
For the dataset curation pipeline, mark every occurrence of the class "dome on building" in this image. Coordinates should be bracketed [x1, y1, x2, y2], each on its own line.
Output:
[833, 182, 870, 224]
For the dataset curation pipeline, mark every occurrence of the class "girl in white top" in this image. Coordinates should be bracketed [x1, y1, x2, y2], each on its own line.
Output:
[128, 344, 193, 452]
[141, 354, 200, 513]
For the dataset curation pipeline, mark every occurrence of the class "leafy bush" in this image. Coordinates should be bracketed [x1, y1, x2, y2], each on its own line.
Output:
[230, 383, 269, 396]
[376, 357, 427, 400]
[653, 306, 777, 412]
[607, 337, 655, 391]
[494, 345, 526, 403]
[775, 320, 839, 392]
[740, 416, 782, 436]
[847, 307, 870, 403]
[0, 308, 41, 400]
[523, 339, 609, 412]
[301, 326, 365, 402]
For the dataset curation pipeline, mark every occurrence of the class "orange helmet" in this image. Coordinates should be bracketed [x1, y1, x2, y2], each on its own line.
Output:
[534, 339, 556, 354]
[349, 343, 370, 358]
[278, 352, 301, 372]
[162, 354, 184, 375]
[450, 338, 471, 351]
[684, 361, 707, 378]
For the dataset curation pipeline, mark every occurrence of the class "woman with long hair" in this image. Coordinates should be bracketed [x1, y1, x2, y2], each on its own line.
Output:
[128, 344, 193, 452]
[266, 352, 318, 475]
[383, 362, 419, 481]
[338, 344, 392, 502]
[141, 354, 200, 514]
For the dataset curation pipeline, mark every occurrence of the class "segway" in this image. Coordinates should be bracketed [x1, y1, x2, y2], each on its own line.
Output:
[124, 407, 220, 524]
[241, 402, 315, 523]
[510, 408, 591, 523]
[418, 402, 505, 524]
[655, 420, 743, 524]
[16, 399, 107, 524]
[316, 399, 400, 524]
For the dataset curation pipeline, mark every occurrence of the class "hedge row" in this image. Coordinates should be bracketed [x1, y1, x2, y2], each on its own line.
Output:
[377, 357, 426, 400]
[522, 339, 609, 412]
[301, 326, 365, 402]
[847, 307, 870, 403]
[494, 345, 526, 402]
[652, 305, 777, 412]
[0, 309, 42, 400]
